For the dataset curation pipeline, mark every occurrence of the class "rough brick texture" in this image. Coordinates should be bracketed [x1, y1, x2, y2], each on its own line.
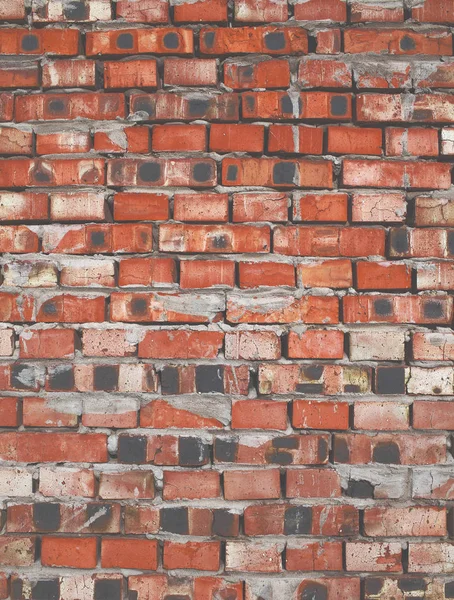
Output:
[0, 0, 454, 597]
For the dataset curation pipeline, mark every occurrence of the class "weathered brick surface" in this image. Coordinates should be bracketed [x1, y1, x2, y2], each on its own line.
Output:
[0, 0, 453, 595]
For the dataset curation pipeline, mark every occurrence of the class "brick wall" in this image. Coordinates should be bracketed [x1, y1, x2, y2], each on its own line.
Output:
[0, 0, 453, 597]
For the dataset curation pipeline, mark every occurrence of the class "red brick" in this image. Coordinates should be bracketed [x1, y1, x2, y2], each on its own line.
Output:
[225, 331, 281, 360]
[316, 29, 341, 54]
[164, 541, 220, 571]
[232, 399, 287, 430]
[174, 193, 229, 222]
[286, 468, 341, 498]
[200, 26, 308, 54]
[239, 261, 295, 288]
[164, 58, 217, 86]
[385, 127, 439, 157]
[159, 224, 270, 253]
[101, 539, 158, 570]
[87, 28, 193, 56]
[116, 0, 169, 22]
[328, 126, 383, 155]
[356, 262, 412, 290]
[233, 192, 288, 222]
[293, 400, 349, 430]
[139, 330, 224, 359]
[153, 124, 206, 152]
[288, 329, 344, 359]
[343, 159, 451, 190]
[19, 328, 75, 359]
[36, 132, 91, 155]
[350, 1, 404, 22]
[344, 29, 451, 55]
[224, 59, 290, 89]
[114, 192, 169, 221]
[222, 158, 333, 188]
[180, 260, 235, 288]
[354, 402, 409, 431]
[268, 125, 323, 155]
[286, 541, 343, 571]
[293, 0, 346, 21]
[224, 469, 281, 500]
[210, 124, 265, 153]
[298, 58, 352, 88]
[293, 193, 348, 222]
[42, 59, 96, 88]
[0, 397, 19, 427]
[412, 0, 454, 24]
[0, 29, 79, 55]
[41, 537, 97, 568]
[174, 0, 227, 22]
[163, 471, 221, 500]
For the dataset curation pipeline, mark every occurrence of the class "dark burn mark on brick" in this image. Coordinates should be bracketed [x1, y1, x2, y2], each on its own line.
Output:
[94, 580, 122, 600]
[32, 580, 60, 600]
[161, 366, 179, 395]
[447, 231, 454, 256]
[365, 579, 384, 595]
[226, 165, 238, 181]
[164, 596, 191, 600]
[179, 437, 209, 466]
[264, 31, 286, 50]
[204, 31, 215, 49]
[63, 0, 86, 20]
[94, 365, 118, 391]
[374, 298, 393, 316]
[240, 66, 253, 80]
[213, 510, 237, 536]
[272, 437, 298, 449]
[398, 579, 427, 592]
[300, 582, 328, 600]
[273, 162, 296, 185]
[47, 99, 65, 114]
[163, 32, 179, 49]
[267, 449, 293, 465]
[333, 437, 349, 462]
[86, 503, 113, 530]
[21, 34, 39, 51]
[423, 299, 443, 319]
[11, 364, 38, 390]
[42, 300, 57, 315]
[11, 579, 23, 600]
[245, 95, 255, 111]
[133, 97, 155, 117]
[161, 507, 189, 534]
[188, 99, 209, 117]
[196, 365, 224, 393]
[116, 32, 134, 49]
[400, 35, 416, 51]
[390, 228, 409, 254]
[445, 582, 454, 598]
[90, 231, 105, 246]
[331, 96, 348, 116]
[33, 167, 51, 183]
[295, 383, 324, 394]
[193, 163, 213, 183]
[118, 435, 147, 463]
[130, 297, 148, 315]
[215, 438, 238, 462]
[412, 108, 432, 121]
[49, 365, 74, 391]
[138, 162, 161, 183]
[303, 365, 323, 380]
[284, 506, 312, 535]
[33, 503, 61, 531]
[281, 95, 293, 114]
[212, 235, 228, 249]
[344, 384, 360, 393]
[376, 367, 405, 395]
[373, 441, 401, 464]
[318, 437, 328, 462]
[346, 479, 374, 498]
